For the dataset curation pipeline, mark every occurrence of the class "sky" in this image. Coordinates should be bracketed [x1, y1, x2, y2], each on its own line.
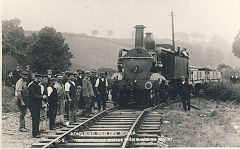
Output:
[2, 0, 240, 43]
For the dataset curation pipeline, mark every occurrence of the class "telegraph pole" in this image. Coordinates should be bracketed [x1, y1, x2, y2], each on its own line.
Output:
[169, 11, 175, 51]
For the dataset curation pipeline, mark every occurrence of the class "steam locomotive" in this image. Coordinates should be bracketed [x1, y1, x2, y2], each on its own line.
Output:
[110, 25, 221, 106]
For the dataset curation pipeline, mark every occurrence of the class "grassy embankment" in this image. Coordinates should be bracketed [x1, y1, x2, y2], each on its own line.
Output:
[204, 81, 240, 103]
[2, 85, 18, 113]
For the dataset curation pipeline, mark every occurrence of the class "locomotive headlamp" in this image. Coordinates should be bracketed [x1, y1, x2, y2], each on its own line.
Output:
[145, 81, 152, 90]
[155, 61, 163, 68]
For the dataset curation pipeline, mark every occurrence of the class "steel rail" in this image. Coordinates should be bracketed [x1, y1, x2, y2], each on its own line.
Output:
[121, 104, 160, 148]
[42, 106, 119, 148]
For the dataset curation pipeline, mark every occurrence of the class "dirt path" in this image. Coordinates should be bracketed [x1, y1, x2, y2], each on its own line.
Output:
[160, 97, 240, 147]
[1, 110, 55, 148]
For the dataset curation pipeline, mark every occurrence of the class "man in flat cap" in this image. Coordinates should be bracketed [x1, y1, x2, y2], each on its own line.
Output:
[178, 76, 193, 111]
[47, 69, 53, 78]
[25, 65, 32, 84]
[47, 69, 53, 86]
[15, 71, 29, 132]
[90, 69, 97, 110]
[76, 70, 83, 107]
[47, 77, 58, 130]
[13, 64, 21, 84]
[95, 72, 109, 111]
[28, 73, 45, 138]
[54, 73, 66, 126]
[65, 72, 77, 124]
[82, 71, 95, 115]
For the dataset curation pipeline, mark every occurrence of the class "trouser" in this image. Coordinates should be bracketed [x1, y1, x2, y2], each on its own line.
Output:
[48, 102, 57, 129]
[83, 96, 92, 115]
[181, 96, 191, 110]
[57, 100, 65, 125]
[78, 93, 84, 109]
[69, 100, 77, 123]
[97, 93, 107, 111]
[65, 101, 70, 120]
[19, 105, 27, 129]
[29, 103, 41, 137]
[90, 96, 96, 109]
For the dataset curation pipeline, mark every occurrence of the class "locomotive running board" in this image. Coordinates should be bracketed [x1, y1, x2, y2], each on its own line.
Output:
[119, 57, 153, 59]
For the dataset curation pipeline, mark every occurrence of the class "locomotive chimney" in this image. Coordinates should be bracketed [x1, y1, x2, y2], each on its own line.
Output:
[134, 25, 145, 48]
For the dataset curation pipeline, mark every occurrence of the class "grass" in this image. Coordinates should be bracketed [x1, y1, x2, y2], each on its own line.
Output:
[2, 85, 19, 113]
[160, 98, 240, 147]
[204, 82, 240, 102]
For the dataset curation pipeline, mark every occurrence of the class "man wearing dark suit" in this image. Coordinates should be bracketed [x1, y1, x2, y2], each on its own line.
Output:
[90, 69, 97, 109]
[178, 76, 193, 111]
[47, 69, 53, 86]
[5, 71, 15, 88]
[25, 65, 32, 84]
[95, 72, 108, 111]
[13, 64, 21, 84]
[28, 74, 45, 138]
[76, 70, 84, 109]
[47, 78, 58, 130]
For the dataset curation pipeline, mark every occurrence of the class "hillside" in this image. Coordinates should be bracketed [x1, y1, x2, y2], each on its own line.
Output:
[62, 33, 134, 70]
[25, 31, 239, 70]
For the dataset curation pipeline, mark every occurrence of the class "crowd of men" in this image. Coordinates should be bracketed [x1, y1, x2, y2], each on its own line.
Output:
[5, 64, 198, 138]
[10, 64, 109, 138]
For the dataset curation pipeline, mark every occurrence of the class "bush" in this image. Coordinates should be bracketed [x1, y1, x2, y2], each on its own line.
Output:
[2, 85, 19, 113]
[204, 82, 240, 102]
[2, 55, 18, 81]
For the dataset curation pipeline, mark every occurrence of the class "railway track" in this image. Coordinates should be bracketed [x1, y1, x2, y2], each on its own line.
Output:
[31, 104, 164, 148]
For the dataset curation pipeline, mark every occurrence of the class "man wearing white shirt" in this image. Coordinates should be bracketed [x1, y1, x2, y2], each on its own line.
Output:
[54, 74, 65, 126]
[95, 72, 108, 111]
[65, 72, 77, 124]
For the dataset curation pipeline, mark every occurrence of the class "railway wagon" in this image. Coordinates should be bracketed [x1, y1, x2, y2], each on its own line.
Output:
[189, 66, 222, 94]
[111, 25, 190, 106]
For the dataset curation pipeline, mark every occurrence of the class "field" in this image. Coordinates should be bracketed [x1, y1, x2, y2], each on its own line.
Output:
[159, 98, 240, 147]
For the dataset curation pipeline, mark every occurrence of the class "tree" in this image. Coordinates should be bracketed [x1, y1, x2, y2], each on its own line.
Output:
[2, 18, 33, 79]
[2, 18, 28, 63]
[107, 30, 114, 38]
[217, 63, 232, 70]
[232, 30, 240, 58]
[29, 26, 73, 74]
[91, 30, 99, 36]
